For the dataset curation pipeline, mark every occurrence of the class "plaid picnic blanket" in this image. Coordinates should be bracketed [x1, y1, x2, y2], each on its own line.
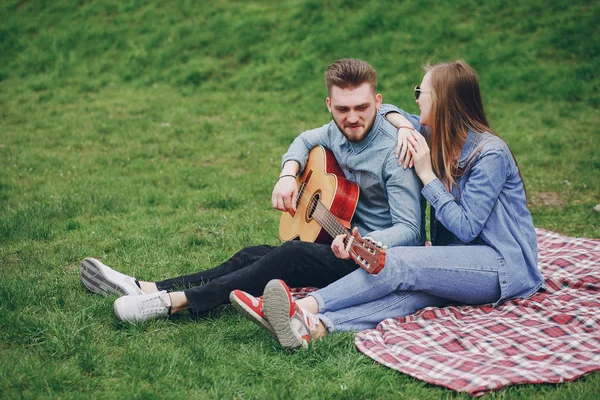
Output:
[354, 229, 600, 396]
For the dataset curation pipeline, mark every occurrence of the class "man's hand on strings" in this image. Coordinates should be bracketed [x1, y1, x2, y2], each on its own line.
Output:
[271, 175, 298, 215]
[331, 227, 362, 260]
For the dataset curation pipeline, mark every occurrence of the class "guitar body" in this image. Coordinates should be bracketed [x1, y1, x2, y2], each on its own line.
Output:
[278, 146, 359, 244]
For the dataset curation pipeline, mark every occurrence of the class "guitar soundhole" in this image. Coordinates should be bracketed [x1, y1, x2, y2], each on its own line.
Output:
[306, 191, 321, 222]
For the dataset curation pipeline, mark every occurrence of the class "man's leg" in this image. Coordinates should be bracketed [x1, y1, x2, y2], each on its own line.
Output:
[183, 240, 357, 316]
[114, 240, 357, 322]
[154, 245, 275, 292]
[81, 245, 276, 297]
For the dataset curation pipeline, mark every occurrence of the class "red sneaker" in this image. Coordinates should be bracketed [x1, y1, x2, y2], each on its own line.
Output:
[263, 279, 320, 349]
[230, 290, 275, 338]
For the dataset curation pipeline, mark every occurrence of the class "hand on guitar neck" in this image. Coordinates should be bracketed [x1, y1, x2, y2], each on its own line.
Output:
[332, 227, 387, 275]
[331, 227, 360, 259]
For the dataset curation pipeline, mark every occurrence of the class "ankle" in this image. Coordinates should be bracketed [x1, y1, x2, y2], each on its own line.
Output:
[168, 292, 189, 315]
[301, 307, 327, 340]
[312, 320, 327, 340]
[297, 296, 319, 314]
[139, 281, 159, 294]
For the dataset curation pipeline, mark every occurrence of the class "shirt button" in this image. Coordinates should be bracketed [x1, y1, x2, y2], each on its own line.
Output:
[502, 280, 507, 284]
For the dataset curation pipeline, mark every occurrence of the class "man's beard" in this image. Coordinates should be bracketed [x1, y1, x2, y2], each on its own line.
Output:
[332, 113, 377, 143]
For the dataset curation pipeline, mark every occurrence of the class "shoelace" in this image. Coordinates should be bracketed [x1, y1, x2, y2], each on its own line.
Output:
[140, 292, 169, 313]
[301, 308, 320, 331]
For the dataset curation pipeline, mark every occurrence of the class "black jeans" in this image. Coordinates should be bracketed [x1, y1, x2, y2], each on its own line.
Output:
[155, 240, 358, 317]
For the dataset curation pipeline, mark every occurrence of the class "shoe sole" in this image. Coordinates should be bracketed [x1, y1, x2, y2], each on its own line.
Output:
[229, 292, 276, 338]
[80, 258, 127, 296]
[263, 280, 306, 349]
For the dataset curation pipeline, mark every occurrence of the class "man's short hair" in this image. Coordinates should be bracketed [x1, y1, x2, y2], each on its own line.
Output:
[324, 58, 377, 95]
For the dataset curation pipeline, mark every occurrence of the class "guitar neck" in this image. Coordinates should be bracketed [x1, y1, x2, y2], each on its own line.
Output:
[309, 195, 385, 275]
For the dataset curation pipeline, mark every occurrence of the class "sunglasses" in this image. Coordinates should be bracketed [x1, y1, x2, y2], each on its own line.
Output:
[414, 85, 431, 100]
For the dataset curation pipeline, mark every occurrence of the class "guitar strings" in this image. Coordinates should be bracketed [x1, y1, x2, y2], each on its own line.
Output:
[295, 183, 379, 269]
[295, 176, 367, 243]
[304, 193, 380, 252]
[312, 202, 347, 237]
[297, 192, 347, 238]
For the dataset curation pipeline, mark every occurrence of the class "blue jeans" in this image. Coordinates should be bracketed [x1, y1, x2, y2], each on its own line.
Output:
[309, 245, 502, 332]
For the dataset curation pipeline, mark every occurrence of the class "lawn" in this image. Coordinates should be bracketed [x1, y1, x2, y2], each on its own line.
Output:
[1, 0, 599, 398]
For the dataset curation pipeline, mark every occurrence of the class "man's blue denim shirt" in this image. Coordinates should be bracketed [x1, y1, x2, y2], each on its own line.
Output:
[281, 110, 425, 248]
[381, 104, 544, 304]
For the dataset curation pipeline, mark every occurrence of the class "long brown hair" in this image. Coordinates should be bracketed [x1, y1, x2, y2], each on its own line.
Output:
[426, 61, 494, 186]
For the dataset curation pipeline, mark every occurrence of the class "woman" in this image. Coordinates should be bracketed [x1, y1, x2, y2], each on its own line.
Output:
[231, 60, 545, 349]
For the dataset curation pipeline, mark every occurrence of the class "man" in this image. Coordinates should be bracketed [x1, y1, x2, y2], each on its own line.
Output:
[80, 58, 425, 326]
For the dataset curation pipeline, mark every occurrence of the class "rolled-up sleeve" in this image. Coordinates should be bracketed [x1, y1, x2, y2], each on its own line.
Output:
[281, 124, 331, 172]
[378, 104, 426, 135]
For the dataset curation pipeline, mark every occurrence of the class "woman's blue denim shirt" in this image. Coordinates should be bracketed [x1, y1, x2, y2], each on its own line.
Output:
[380, 104, 545, 304]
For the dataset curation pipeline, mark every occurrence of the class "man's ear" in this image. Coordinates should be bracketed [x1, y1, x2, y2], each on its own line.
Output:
[375, 93, 382, 108]
[326, 97, 332, 113]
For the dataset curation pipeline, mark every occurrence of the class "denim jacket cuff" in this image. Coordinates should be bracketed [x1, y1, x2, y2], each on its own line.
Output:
[422, 178, 452, 208]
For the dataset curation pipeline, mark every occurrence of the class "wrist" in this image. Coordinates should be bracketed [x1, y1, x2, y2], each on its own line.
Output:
[416, 167, 436, 185]
[278, 174, 296, 180]
[419, 172, 436, 186]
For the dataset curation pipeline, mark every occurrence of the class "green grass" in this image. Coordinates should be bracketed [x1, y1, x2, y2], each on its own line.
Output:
[1, 0, 599, 398]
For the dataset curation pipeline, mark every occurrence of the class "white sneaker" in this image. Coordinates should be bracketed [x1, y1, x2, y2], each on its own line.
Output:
[80, 257, 143, 296]
[114, 291, 171, 324]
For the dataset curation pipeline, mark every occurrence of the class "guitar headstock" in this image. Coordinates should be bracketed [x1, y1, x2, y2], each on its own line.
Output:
[345, 236, 386, 275]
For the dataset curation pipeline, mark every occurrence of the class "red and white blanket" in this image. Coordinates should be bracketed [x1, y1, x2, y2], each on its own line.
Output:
[354, 229, 600, 396]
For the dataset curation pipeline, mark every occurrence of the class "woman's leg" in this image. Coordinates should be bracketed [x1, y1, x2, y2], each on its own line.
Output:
[317, 290, 449, 331]
[309, 245, 502, 331]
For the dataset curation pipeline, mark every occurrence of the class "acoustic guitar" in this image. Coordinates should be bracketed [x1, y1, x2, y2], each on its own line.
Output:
[278, 145, 386, 274]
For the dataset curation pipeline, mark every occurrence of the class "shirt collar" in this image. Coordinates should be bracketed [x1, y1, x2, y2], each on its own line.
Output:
[458, 129, 480, 168]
